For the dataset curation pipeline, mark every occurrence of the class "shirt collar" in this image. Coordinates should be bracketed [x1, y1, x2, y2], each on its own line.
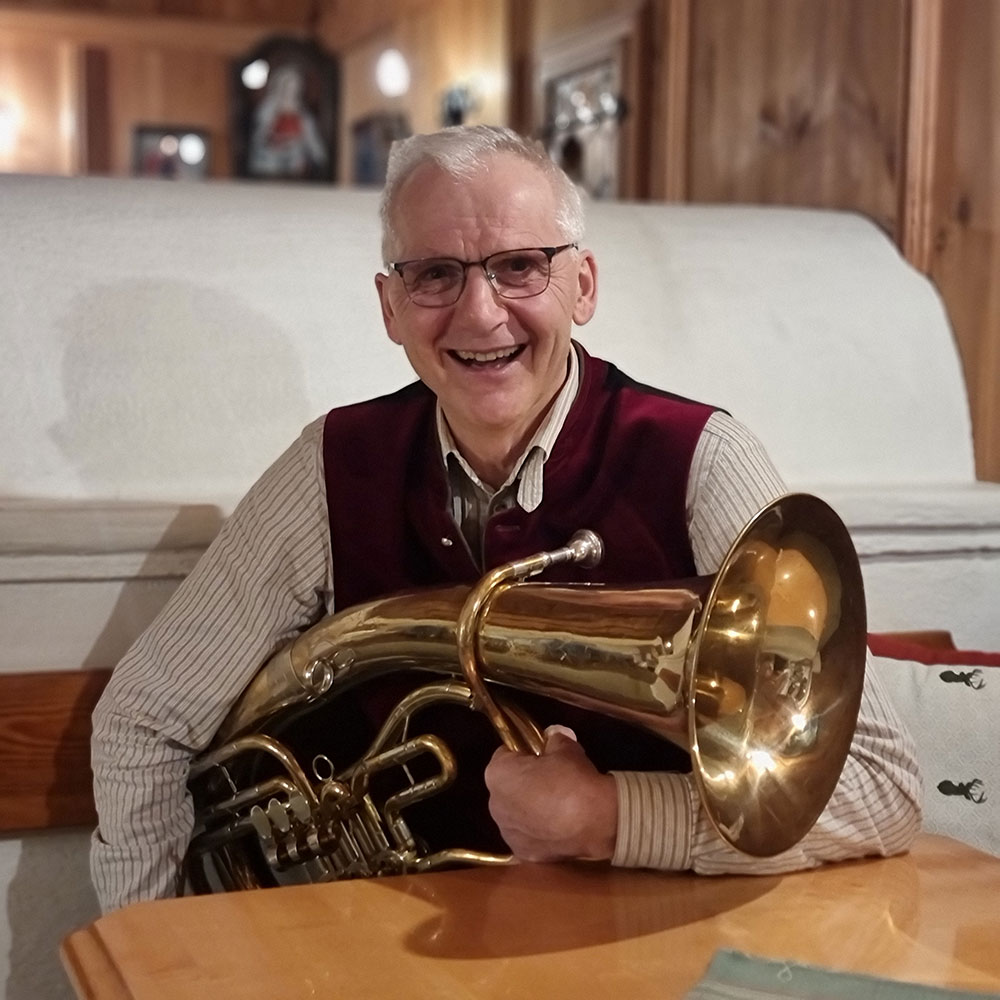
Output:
[436, 343, 581, 512]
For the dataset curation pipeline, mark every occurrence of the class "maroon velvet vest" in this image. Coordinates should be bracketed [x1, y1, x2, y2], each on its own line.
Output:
[318, 346, 716, 853]
[324, 346, 715, 604]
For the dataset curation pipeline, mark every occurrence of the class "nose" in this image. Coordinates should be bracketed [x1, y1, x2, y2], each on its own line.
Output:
[453, 263, 508, 323]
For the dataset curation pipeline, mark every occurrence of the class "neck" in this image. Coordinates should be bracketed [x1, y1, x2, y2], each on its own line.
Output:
[448, 422, 537, 491]
[442, 349, 577, 489]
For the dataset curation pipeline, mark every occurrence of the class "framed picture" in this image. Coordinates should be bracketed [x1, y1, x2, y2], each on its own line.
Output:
[231, 36, 339, 183]
[543, 58, 624, 200]
[132, 125, 211, 180]
[351, 113, 410, 186]
[535, 12, 642, 200]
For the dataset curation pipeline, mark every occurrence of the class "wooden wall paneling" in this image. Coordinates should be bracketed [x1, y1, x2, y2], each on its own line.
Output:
[0, 7, 271, 49]
[106, 42, 239, 177]
[0, 0, 317, 27]
[157, 0, 314, 23]
[900, 0, 943, 272]
[108, 45, 164, 175]
[106, 45, 152, 175]
[335, 31, 392, 184]
[0, 28, 80, 175]
[421, 0, 507, 128]
[648, 0, 691, 202]
[532, 0, 646, 45]
[0, 8, 276, 178]
[318, 0, 433, 51]
[82, 45, 112, 173]
[56, 33, 83, 175]
[687, 0, 908, 236]
[331, 0, 507, 184]
[624, 1, 655, 199]
[922, 0, 1000, 481]
[505, 0, 534, 134]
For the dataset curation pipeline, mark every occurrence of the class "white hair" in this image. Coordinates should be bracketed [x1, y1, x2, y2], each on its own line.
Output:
[378, 124, 585, 263]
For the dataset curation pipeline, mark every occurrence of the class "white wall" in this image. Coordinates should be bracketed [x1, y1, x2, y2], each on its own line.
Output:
[1, 178, 979, 504]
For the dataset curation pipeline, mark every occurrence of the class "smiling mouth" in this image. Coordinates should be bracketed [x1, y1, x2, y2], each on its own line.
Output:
[451, 345, 525, 366]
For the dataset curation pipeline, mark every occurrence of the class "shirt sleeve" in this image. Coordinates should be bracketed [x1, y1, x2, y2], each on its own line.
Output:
[90, 416, 332, 912]
[610, 411, 922, 873]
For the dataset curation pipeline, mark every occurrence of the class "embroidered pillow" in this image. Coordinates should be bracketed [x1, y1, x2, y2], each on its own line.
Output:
[868, 634, 1000, 857]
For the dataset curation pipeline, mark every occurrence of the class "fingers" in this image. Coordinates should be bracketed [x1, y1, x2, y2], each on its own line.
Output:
[483, 732, 617, 862]
[544, 724, 578, 743]
[487, 725, 578, 769]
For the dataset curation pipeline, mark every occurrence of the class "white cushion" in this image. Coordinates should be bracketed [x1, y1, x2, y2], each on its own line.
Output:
[869, 641, 1000, 857]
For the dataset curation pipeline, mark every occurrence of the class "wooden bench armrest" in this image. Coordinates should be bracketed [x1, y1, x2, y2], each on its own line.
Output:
[0, 668, 112, 833]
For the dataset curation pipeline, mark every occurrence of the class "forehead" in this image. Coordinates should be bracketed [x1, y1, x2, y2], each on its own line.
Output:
[391, 153, 560, 256]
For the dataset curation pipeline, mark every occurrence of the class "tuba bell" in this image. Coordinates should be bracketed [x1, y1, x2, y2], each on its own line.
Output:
[183, 493, 866, 893]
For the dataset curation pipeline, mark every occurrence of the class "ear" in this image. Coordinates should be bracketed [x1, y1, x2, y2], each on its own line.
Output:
[571, 249, 598, 326]
[374, 271, 403, 345]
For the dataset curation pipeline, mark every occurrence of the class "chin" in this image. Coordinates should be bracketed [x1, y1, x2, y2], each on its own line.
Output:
[474, 395, 537, 426]
[452, 390, 522, 423]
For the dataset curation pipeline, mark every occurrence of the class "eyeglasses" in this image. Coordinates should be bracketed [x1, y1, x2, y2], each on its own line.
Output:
[388, 244, 578, 308]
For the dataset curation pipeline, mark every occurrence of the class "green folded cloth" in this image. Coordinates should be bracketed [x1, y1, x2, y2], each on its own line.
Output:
[685, 950, 1000, 1000]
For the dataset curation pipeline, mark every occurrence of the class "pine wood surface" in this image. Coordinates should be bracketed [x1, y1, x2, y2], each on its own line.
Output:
[61, 835, 1000, 1000]
[0, 668, 111, 832]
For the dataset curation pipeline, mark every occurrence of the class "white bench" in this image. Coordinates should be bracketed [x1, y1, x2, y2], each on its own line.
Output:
[2, 174, 998, 1000]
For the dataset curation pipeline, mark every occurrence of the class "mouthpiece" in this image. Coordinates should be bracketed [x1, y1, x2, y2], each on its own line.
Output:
[503, 530, 606, 581]
[566, 529, 603, 569]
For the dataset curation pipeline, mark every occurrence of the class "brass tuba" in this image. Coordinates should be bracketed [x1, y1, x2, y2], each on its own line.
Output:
[184, 493, 866, 893]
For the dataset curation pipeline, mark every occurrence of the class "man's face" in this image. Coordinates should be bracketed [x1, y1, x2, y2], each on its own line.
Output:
[375, 154, 597, 464]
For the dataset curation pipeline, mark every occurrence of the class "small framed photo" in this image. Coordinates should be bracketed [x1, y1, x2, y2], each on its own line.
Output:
[351, 112, 410, 186]
[231, 36, 339, 182]
[132, 125, 211, 180]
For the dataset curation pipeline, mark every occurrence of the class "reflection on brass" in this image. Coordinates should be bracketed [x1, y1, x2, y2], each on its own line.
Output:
[184, 493, 866, 891]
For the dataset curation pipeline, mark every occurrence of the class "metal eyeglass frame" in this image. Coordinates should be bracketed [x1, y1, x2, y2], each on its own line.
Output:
[388, 243, 578, 307]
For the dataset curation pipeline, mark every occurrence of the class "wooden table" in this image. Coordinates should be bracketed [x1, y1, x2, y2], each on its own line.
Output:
[62, 835, 1000, 999]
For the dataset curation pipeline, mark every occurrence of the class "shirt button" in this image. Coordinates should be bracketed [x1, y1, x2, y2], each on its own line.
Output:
[441, 537, 453, 547]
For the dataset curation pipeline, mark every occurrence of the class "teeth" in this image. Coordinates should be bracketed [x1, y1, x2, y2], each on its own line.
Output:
[454, 346, 520, 363]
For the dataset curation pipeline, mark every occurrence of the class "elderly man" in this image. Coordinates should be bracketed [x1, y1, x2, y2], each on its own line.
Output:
[91, 125, 920, 913]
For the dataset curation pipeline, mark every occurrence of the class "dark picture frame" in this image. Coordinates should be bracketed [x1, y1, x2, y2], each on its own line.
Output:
[351, 113, 410, 186]
[132, 125, 211, 180]
[231, 36, 339, 182]
[535, 13, 642, 200]
[543, 57, 624, 200]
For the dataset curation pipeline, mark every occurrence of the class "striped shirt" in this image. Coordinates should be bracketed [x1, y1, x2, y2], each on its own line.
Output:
[90, 362, 922, 912]
[439, 337, 581, 562]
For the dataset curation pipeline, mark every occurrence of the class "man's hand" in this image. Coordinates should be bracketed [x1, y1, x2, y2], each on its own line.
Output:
[484, 726, 617, 862]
